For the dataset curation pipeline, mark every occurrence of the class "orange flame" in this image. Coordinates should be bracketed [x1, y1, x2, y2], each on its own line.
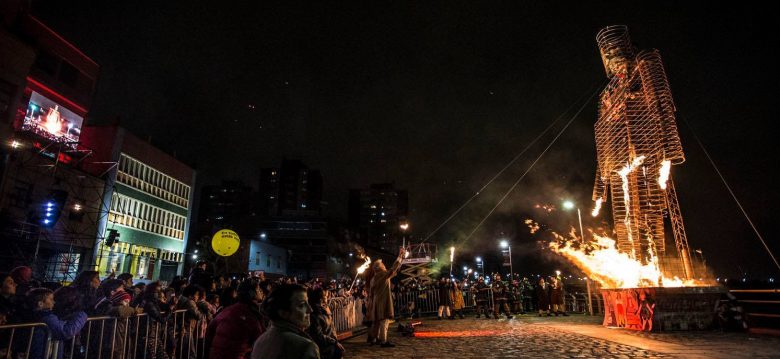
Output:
[591, 197, 603, 217]
[548, 232, 708, 288]
[658, 160, 671, 190]
[356, 256, 371, 274]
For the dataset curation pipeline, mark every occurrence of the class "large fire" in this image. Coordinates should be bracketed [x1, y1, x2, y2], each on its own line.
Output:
[547, 230, 711, 288]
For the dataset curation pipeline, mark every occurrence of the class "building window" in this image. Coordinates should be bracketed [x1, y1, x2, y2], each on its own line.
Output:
[255, 252, 261, 266]
[108, 192, 186, 240]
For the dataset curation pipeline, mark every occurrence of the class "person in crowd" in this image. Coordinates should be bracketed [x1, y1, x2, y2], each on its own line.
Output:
[206, 293, 221, 312]
[10, 266, 38, 296]
[492, 274, 513, 319]
[91, 279, 125, 316]
[130, 283, 146, 306]
[219, 286, 238, 310]
[176, 285, 204, 359]
[107, 289, 142, 359]
[138, 282, 172, 359]
[194, 286, 214, 340]
[188, 260, 213, 291]
[0, 272, 19, 322]
[117, 273, 134, 289]
[550, 277, 568, 316]
[26, 288, 87, 359]
[436, 277, 451, 320]
[70, 270, 101, 312]
[366, 247, 406, 347]
[449, 279, 466, 319]
[205, 280, 266, 359]
[251, 283, 318, 359]
[472, 276, 491, 319]
[169, 277, 188, 296]
[307, 288, 343, 359]
[536, 277, 551, 317]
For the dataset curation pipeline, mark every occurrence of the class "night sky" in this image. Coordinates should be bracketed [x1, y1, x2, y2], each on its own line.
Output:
[31, 2, 778, 278]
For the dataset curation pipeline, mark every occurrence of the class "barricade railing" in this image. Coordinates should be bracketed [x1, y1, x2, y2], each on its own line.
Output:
[0, 309, 211, 359]
[0, 322, 51, 359]
[727, 289, 780, 335]
[327, 296, 365, 336]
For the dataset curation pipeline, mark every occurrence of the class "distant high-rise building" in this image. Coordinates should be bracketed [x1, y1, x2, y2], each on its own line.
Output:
[198, 180, 253, 226]
[349, 183, 408, 251]
[259, 160, 322, 217]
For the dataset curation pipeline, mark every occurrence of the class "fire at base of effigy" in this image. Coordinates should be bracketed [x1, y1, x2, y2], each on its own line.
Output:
[546, 229, 723, 331]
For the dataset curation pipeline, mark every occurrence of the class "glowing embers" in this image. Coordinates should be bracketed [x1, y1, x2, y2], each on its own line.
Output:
[412, 330, 509, 338]
[548, 232, 705, 289]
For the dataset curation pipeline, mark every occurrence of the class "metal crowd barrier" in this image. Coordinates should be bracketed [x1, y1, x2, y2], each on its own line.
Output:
[0, 309, 209, 359]
[726, 289, 780, 335]
[392, 288, 602, 317]
[327, 296, 365, 337]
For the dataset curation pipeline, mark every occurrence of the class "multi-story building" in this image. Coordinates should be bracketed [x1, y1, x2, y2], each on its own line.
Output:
[348, 183, 408, 251]
[259, 159, 322, 217]
[81, 125, 195, 281]
[0, 5, 103, 281]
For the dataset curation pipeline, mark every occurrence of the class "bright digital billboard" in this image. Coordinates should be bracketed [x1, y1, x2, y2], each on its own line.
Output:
[22, 91, 83, 143]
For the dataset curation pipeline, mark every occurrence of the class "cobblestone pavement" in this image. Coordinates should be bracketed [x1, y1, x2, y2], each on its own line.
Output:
[341, 314, 780, 358]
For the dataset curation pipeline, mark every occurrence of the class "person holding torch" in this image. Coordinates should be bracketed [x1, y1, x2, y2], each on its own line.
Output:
[366, 246, 407, 348]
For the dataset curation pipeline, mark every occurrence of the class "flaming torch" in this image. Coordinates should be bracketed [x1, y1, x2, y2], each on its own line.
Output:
[349, 256, 371, 292]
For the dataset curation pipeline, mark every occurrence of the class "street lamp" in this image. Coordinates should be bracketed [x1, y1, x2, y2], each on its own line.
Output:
[563, 199, 594, 316]
[500, 240, 513, 283]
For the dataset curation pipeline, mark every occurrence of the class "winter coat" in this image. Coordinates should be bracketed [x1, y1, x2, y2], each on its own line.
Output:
[550, 282, 565, 305]
[251, 320, 319, 359]
[450, 285, 465, 310]
[107, 305, 143, 359]
[366, 258, 402, 322]
[437, 283, 451, 306]
[205, 302, 266, 359]
[29, 310, 87, 359]
[307, 304, 340, 359]
[176, 295, 204, 332]
[536, 283, 551, 309]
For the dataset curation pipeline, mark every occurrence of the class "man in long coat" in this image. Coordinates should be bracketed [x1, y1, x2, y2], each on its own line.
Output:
[366, 247, 406, 347]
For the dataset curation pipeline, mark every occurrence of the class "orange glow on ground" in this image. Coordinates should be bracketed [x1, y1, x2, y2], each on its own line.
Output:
[413, 330, 509, 338]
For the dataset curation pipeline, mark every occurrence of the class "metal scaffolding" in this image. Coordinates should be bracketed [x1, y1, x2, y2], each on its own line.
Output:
[591, 25, 694, 280]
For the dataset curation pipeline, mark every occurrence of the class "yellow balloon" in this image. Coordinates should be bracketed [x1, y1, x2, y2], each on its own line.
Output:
[211, 229, 240, 257]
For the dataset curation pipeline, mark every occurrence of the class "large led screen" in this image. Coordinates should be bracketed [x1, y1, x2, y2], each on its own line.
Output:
[22, 91, 83, 143]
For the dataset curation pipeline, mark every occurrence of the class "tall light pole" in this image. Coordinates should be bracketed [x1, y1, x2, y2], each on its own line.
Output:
[563, 200, 594, 315]
[476, 256, 483, 274]
[500, 240, 513, 283]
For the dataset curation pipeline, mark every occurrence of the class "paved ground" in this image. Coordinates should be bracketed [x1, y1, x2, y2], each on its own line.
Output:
[342, 314, 780, 358]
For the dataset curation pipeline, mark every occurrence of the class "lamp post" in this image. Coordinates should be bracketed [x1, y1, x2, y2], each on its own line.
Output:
[563, 200, 594, 315]
[500, 240, 513, 283]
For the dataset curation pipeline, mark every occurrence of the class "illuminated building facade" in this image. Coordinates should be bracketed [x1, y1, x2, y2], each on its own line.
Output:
[0, 4, 104, 281]
[81, 126, 195, 281]
[592, 25, 694, 279]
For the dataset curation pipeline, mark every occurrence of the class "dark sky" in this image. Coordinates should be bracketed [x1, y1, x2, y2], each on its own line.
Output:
[32, 1, 778, 278]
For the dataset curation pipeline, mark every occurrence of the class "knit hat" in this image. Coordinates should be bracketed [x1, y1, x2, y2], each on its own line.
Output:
[110, 290, 131, 305]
